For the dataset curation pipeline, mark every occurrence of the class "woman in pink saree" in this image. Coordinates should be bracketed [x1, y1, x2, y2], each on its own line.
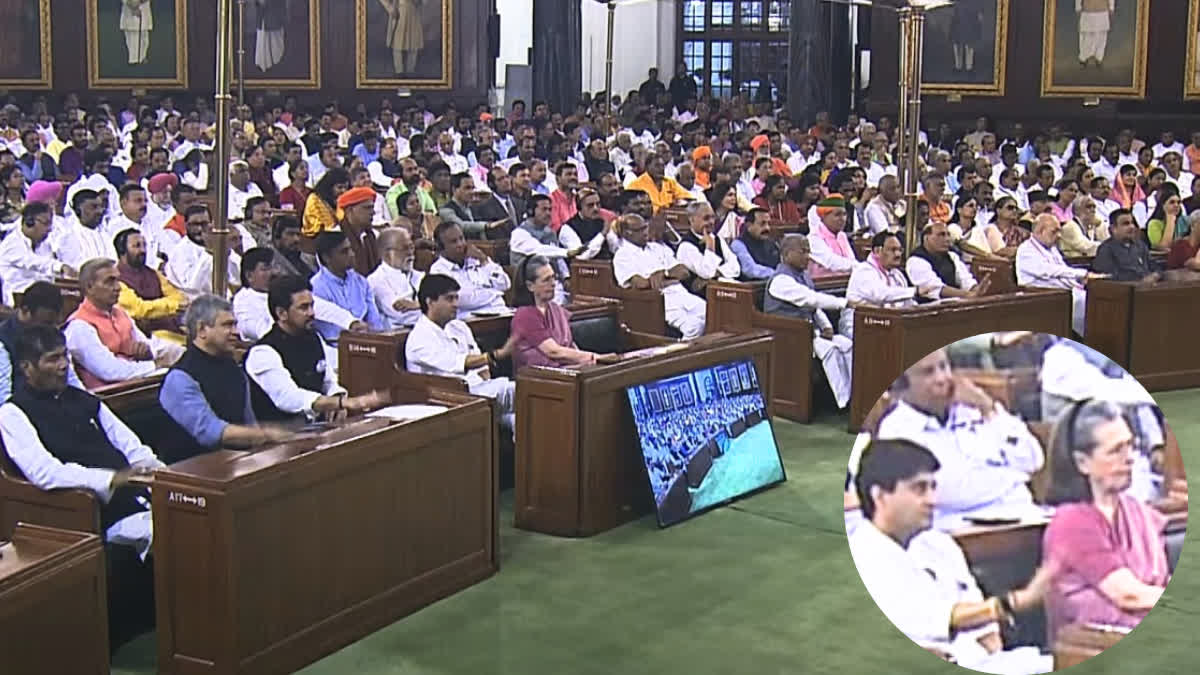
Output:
[1041, 399, 1171, 646]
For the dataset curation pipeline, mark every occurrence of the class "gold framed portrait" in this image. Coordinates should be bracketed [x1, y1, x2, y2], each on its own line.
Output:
[87, 0, 188, 89]
[0, 0, 52, 88]
[234, 0, 322, 89]
[356, 0, 453, 90]
[921, 0, 1009, 96]
[1185, 0, 1200, 99]
[1040, 0, 1149, 99]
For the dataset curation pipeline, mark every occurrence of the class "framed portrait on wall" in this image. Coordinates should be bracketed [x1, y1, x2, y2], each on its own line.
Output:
[87, 0, 188, 88]
[235, 0, 321, 89]
[1186, 0, 1200, 98]
[356, 0, 453, 89]
[0, 0, 52, 88]
[1040, 0, 1149, 98]
[921, 0, 1009, 96]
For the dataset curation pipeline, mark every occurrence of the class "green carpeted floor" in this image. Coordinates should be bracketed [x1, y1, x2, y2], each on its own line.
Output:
[112, 392, 1197, 675]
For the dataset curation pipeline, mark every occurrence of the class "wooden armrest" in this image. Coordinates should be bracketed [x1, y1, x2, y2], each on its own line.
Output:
[0, 472, 101, 538]
[619, 324, 677, 349]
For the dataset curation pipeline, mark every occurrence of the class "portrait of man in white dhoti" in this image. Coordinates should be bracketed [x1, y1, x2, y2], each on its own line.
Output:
[379, 0, 426, 74]
[358, 0, 449, 87]
[1076, 0, 1113, 68]
[120, 0, 154, 65]
[252, 0, 288, 72]
[1042, 0, 1147, 96]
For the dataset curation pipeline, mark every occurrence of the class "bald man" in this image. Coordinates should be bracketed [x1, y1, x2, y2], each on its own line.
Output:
[1015, 213, 1107, 335]
[368, 227, 425, 327]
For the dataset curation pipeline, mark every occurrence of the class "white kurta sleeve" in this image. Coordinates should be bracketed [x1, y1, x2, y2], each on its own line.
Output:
[98, 403, 163, 469]
[0, 403, 117, 502]
[905, 256, 943, 293]
[767, 275, 848, 312]
[511, 227, 569, 259]
[64, 320, 158, 383]
[404, 324, 468, 376]
[847, 267, 917, 305]
[244, 345, 323, 415]
[807, 234, 857, 274]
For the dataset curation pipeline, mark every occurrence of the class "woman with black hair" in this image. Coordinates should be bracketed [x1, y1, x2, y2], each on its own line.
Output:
[301, 166, 349, 237]
[509, 255, 615, 372]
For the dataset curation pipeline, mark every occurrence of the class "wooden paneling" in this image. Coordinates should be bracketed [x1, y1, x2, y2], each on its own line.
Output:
[35, 0, 494, 107]
[1085, 279, 1200, 391]
[868, 1, 1200, 129]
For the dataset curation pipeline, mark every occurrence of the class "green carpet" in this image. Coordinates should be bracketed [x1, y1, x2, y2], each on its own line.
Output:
[112, 392, 1197, 675]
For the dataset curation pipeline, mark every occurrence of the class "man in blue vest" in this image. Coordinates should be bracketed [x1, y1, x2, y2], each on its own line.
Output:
[764, 234, 852, 408]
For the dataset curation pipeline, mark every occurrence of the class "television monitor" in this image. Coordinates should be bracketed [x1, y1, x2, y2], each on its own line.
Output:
[625, 358, 786, 527]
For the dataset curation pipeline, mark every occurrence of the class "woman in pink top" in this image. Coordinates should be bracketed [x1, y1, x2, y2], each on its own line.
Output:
[1042, 399, 1171, 646]
[509, 256, 615, 372]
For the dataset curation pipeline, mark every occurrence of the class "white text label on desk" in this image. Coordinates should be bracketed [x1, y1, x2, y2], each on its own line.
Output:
[168, 492, 207, 509]
[347, 344, 377, 355]
[864, 317, 892, 327]
[714, 290, 741, 301]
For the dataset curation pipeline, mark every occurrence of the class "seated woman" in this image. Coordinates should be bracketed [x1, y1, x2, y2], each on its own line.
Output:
[1042, 399, 1171, 646]
[962, 196, 1028, 260]
[510, 255, 616, 372]
[1146, 187, 1186, 251]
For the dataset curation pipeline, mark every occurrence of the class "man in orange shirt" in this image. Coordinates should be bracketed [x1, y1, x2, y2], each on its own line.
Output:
[627, 155, 693, 214]
[920, 174, 951, 225]
[1185, 131, 1200, 176]
[692, 146, 714, 189]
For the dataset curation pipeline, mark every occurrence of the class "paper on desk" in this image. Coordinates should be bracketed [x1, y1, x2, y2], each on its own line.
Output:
[366, 404, 449, 422]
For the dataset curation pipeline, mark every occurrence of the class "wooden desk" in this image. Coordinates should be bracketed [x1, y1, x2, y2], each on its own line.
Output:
[514, 331, 775, 536]
[1085, 278, 1200, 391]
[850, 290, 1072, 431]
[569, 259, 671, 335]
[0, 524, 108, 674]
[1054, 624, 1124, 669]
[152, 393, 498, 674]
[969, 258, 1018, 295]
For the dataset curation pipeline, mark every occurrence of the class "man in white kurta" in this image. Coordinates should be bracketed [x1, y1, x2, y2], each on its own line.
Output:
[1077, 0, 1115, 67]
[1015, 214, 1104, 335]
[367, 228, 425, 328]
[104, 184, 160, 267]
[764, 235, 851, 408]
[57, 188, 118, 269]
[510, 196, 573, 305]
[164, 207, 241, 300]
[674, 202, 741, 293]
[849, 450, 1052, 675]
[121, 0, 153, 65]
[875, 348, 1046, 531]
[612, 214, 706, 338]
[842, 232, 937, 338]
[405, 274, 516, 433]
[428, 223, 511, 319]
[0, 204, 73, 306]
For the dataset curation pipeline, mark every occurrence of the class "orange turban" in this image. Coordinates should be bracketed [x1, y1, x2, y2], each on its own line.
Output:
[692, 146, 713, 161]
[750, 134, 770, 152]
[816, 193, 846, 219]
[336, 186, 377, 210]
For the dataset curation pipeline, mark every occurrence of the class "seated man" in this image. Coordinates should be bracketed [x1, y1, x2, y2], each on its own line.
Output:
[1091, 208, 1160, 282]
[245, 276, 388, 421]
[875, 348, 1046, 530]
[268, 215, 318, 279]
[844, 232, 938, 337]
[0, 202, 76, 306]
[848, 439, 1054, 673]
[367, 227, 426, 328]
[511, 194, 577, 304]
[164, 204, 241, 300]
[310, 231, 388, 343]
[0, 324, 162, 558]
[765, 234, 851, 409]
[730, 207, 780, 281]
[57, 189, 116, 269]
[437, 172, 508, 239]
[406, 274, 517, 433]
[0, 281, 83, 400]
[428, 221, 511, 318]
[906, 222, 988, 301]
[806, 194, 857, 279]
[1015, 213, 1106, 336]
[232, 247, 362, 341]
[674, 201, 741, 296]
[160, 295, 292, 462]
[65, 259, 181, 389]
[612, 213, 707, 338]
[113, 228, 188, 337]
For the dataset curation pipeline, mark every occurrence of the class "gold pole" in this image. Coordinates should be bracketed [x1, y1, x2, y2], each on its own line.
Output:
[211, 0, 234, 298]
[237, 0, 246, 107]
[899, 6, 926, 258]
[605, 1, 616, 117]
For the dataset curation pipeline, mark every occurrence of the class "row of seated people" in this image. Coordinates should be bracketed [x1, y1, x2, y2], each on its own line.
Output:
[843, 344, 1181, 671]
[636, 393, 765, 503]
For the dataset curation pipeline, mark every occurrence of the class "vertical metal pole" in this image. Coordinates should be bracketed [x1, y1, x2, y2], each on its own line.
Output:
[895, 8, 911, 206]
[237, 0, 246, 107]
[605, 1, 616, 118]
[212, 0, 234, 298]
[902, 7, 926, 257]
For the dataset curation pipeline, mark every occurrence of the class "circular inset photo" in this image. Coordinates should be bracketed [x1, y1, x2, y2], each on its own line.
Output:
[843, 332, 1187, 673]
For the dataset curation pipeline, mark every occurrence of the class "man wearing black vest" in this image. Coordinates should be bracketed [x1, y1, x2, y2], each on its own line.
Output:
[674, 201, 741, 297]
[764, 234, 853, 409]
[0, 281, 85, 400]
[159, 294, 291, 462]
[245, 276, 389, 422]
[905, 222, 989, 302]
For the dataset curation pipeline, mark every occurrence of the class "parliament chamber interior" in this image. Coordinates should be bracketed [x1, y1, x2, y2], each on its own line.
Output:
[0, 1, 1196, 673]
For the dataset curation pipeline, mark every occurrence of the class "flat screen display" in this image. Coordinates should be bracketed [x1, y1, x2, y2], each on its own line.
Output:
[626, 358, 786, 527]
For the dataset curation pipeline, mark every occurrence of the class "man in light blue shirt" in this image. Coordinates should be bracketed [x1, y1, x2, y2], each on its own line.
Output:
[729, 208, 779, 280]
[351, 131, 381, 166]
[310, 230, 387, 343]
